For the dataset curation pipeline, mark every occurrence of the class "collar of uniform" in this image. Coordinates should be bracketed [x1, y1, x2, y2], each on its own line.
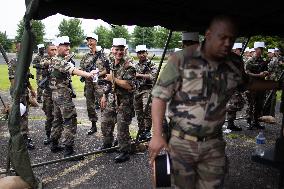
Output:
[114, 58, 125, 68]
[88, 50, 97, 55]
[138, 59, 149, 65]
[190, 44, 226, 69]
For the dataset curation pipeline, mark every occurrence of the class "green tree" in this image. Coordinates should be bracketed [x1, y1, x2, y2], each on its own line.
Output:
[132, 26, 155, 48]
[58, 18, 85, 48]
[94, 25, 112, 48]
[248, 36, 283, 49]
[15, 19, 45, 50]
[153, 27, 181, 49]
[236, 36, 284, 50]
[110, 25, 130, 43]
[0, 31, 13, 52]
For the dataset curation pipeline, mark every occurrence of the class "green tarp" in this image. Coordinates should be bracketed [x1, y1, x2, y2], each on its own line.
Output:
[27, 0, 284, 36]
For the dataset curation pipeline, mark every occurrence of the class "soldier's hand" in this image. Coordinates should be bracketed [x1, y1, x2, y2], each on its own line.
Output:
[148, 134, 168, 166]
[261, 71, 269, 77]
[90, 69, 99, 75]
[84, 72, 94, 79]
[30, 90, 36, 98]
[105, 73, 113, 82]
[100, 95, 107, 109]
[136, 73, 143, 78]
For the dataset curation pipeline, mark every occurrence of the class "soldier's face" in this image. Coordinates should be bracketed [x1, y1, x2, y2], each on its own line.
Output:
[112, 46, 125, 60]
[47, 45, 57, 57]
[16, 43, 21, 53]
[233, 49, 241, 56]
[255, 48, 263, 57]
[268, 52, 274, 58]
[244, 51, 250, 57]
[137, 51, 147, 62]
[57, 44, 70, 57]
[206, 21, 237, 59]
[87, 38, 97, 49]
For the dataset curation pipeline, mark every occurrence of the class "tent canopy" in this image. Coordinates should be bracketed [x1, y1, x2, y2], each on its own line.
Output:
[27, 0, 283, 36]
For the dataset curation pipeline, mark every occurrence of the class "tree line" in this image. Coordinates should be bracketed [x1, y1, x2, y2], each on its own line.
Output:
[0, 18, 283, 52]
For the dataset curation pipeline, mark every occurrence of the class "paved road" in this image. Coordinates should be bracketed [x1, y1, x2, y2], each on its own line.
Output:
[0, 53, 15, 64]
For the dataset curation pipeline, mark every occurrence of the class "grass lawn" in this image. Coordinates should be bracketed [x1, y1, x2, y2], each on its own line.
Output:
[2, 63, 282, 100]
[0, 64, 85, 95]
[0, 61, 167, 96]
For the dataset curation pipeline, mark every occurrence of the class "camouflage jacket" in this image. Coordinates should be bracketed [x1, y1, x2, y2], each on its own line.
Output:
[134, 58, 157, 89]
[32, 53, 44, 74]
[39, 54, 52, 78]
[242, 56, 250, 63]
[79, 50, 109, 83]
[108, 58, 136, 100]
[8, 57, 18, 80]
[8, 56, 31, 94]
[267, 56, 284, 81]
[49, 55, 75, 90]
[39, 55, 54, 90]
[245, 56, 268, 76]
[151, 47, 247, 137]
[108, 53, 133, 65]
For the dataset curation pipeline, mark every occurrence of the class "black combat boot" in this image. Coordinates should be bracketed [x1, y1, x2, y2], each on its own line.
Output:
[64, 146, 84, 160]
[112, 139, 118, 147]
[43, 131, 51, 145]
[50, 140, 64, 153]
[253, 121, 265, 130]
[37, 97, 42, 103]
[114, 152, 130, 163]
[138, 129, 147, 141]
[246, 118, 254, 130]
[99, 143, 115, 153]
[87, 121, 97, 135]
[144, 128, 152, 139]
[227, 120, 242, 131]
[23, 134, 35, 150]
[64, 146, 75, 157]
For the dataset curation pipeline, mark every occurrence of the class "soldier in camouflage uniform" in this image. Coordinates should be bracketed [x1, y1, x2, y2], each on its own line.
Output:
[265, 49, 284, 116]
[8, 42, 36, 149]
[148, 16, 283, 189]
[39, 43, 57, 145]
[32, 44, 45, 103]
[134, 45, 157, 141]
[100, 38, 136, 163]
[49, 36, 96, 158]
[245, 41, 268, 130]
[79, 33, 109, 135]
[226, 42, 245, 131]
[243, 47, 251, 63]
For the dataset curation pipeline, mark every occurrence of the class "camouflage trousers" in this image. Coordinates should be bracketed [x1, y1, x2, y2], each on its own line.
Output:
[134, 89, 152, 132]
[36, 72, 43, 100]
[101, 94, 133, 152]
[10, 87, 29, 135]
[263, 90, 277, 117]
[169, 135, 227, 189]
[226, 91, 245, 121]
[84, 82, 104, 122]
[51, 88, 77, 147]
[42, 88, 54, 133]
[245, 91, 265, 123]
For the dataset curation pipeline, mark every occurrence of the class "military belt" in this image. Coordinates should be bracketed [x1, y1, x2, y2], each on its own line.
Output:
[171, 129, 220, 142]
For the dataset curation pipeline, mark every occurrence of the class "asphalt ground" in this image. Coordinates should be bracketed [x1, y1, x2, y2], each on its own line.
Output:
[0, 90, 283, 189]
